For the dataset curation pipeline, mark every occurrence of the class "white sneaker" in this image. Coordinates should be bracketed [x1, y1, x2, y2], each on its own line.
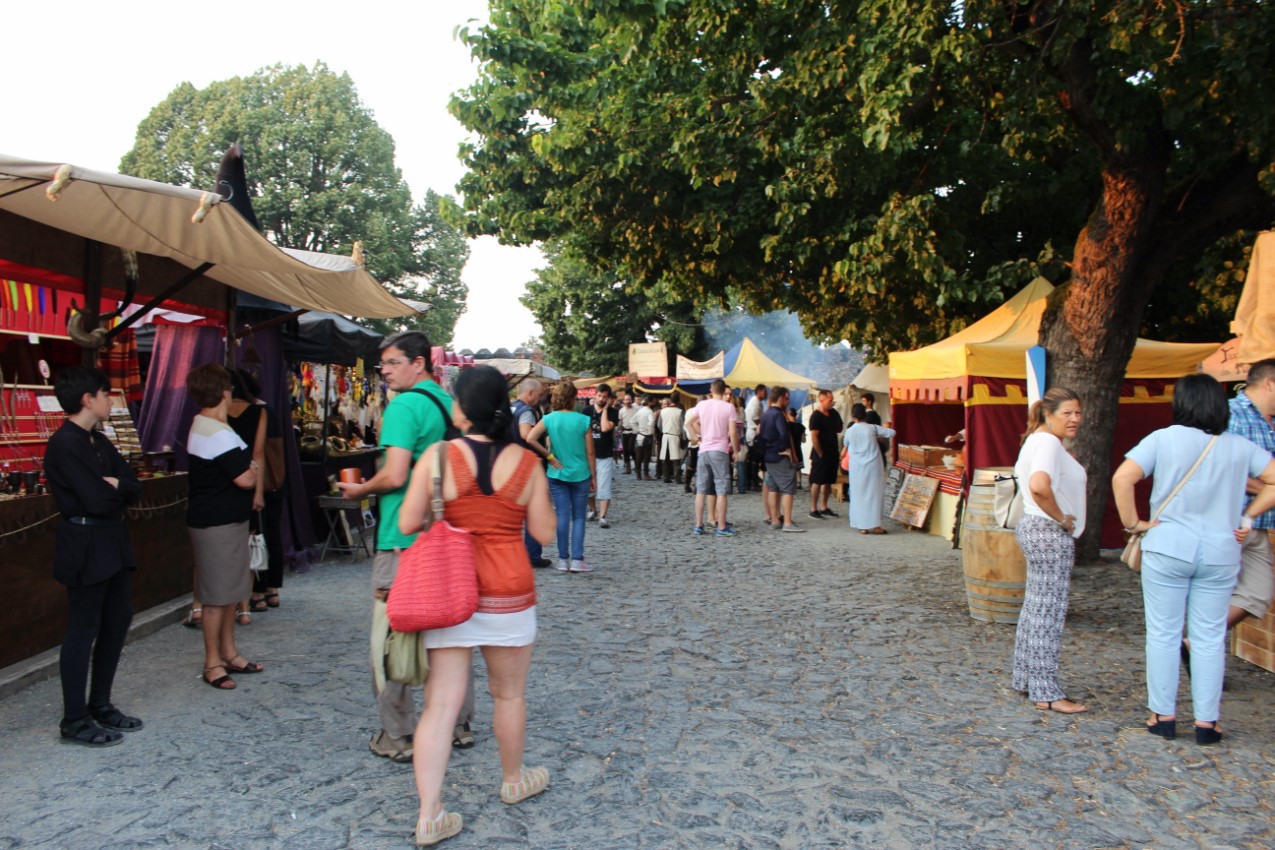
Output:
[554, 559, 570, 572]
[599, 516, 611, 528]
[569, 560, 593, 573]
[587, 510, 598, 521]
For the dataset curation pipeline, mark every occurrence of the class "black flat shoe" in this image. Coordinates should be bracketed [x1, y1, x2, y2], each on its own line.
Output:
[89, 704, 144, 732]
[60, 717, 124, 747]
[1146, 714, 1176, 739]
[1195, 723, 1223, 745]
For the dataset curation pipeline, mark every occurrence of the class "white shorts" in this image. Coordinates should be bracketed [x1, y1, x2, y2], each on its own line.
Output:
[594, 457, 615, 500]
[424, 607, 537, 649]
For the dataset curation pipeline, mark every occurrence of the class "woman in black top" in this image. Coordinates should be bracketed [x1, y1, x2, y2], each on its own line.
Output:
[227, 371, 266, 624]
[185, 364, 262, 690]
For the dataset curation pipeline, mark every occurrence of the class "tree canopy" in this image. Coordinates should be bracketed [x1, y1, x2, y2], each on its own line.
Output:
[522, 239, 705, 375]
[454, 0, 1275, 555]
[121, 62, 469, 344]
[452, 0, 1274, 353]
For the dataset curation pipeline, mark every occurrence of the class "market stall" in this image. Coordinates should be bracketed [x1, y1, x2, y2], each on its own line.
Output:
[888, 277, 1220, 546]
[1228, 230, 1275, 673]
[0, 154, 414, 671]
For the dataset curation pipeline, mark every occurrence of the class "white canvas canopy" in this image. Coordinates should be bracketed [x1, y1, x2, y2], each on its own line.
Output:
[0, 155, 414, 318]
[483, 358, 562, 386]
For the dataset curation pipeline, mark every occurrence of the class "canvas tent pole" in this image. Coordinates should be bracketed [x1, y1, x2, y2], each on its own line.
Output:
[236, 309, 309, 339]
[321, 361, 332, 467]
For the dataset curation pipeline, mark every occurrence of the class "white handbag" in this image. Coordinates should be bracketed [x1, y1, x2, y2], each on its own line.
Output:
[248, 512, 267, 574]
[993, 473, 1025, 529]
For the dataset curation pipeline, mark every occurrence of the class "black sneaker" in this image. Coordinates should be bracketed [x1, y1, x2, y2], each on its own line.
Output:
[808, 511, 826, 520]
[821, 508, 839, 517]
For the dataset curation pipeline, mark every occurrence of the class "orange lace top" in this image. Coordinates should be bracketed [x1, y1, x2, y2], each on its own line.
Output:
[443, 441, 538, 614]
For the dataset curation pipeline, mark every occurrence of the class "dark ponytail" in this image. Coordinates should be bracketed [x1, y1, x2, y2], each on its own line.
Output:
[453, 365, 513, 441]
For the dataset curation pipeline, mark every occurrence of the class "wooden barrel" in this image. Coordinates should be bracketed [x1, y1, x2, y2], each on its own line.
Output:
[962, 467, 1027, 624]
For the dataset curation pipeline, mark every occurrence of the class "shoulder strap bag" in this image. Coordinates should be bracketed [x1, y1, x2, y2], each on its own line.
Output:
[386, 442, 478, 632]
[1122, 434, 1219, 572]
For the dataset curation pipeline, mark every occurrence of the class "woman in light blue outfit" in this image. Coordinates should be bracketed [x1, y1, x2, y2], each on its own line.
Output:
[1113, 374, 1275, 745]
[843, 403, 895, 534]
[527, 382, 595, 573]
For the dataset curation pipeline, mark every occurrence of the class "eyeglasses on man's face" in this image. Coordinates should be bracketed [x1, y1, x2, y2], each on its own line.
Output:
[378, 357, 419, 370]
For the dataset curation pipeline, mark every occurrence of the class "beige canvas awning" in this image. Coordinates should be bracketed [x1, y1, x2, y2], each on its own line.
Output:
[1233, 231, 1275, 364]
[0, 155, 414, 318]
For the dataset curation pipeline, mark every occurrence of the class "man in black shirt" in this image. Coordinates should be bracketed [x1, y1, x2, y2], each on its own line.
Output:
[43, 366, 144, 747]
[807, 390, 844, 518]
[586, 384, 620, 527]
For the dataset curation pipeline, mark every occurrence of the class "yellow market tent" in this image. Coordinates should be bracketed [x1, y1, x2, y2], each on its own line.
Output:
[888, 277, 1220, 387]
[723, 337, 817, 390]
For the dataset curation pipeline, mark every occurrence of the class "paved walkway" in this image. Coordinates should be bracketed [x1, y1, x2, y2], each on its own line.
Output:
[1, 475, 1273, 849]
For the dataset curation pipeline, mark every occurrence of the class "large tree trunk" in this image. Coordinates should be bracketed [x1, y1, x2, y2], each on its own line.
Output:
[1039, 163, 1166, 561]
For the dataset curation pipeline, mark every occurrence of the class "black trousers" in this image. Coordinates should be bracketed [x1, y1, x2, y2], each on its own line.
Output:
[61, 569, 133, 722]
[252, 493, 286, 592]
[635, 438, 653, 476]
[621, 433, 636, 468]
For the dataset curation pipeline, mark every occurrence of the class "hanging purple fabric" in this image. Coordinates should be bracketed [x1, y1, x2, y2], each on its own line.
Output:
[236, 325, 318, 570]
[137, 324, 225, 466]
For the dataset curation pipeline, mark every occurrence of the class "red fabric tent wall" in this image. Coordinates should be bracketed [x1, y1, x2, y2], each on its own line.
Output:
[889, 401, 964, 460]
[895, 376, 1167, 548]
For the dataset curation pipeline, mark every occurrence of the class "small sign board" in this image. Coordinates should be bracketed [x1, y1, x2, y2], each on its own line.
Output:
[890, 473, 940, 528]
[884, 466, 906, 512]
[628, 342, 669, 377]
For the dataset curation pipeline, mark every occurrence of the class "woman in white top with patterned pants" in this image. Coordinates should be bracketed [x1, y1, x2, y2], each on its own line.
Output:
[1011, 388, 1089, 715]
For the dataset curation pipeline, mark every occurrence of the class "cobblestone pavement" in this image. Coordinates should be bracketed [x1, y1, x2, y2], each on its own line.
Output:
[2, 475, 1274, 849]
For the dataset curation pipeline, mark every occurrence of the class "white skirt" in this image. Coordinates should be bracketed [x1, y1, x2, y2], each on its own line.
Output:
[424, 606, 537, 649]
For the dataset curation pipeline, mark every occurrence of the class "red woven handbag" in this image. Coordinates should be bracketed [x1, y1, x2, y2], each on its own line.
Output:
[387, 443, 477, 632]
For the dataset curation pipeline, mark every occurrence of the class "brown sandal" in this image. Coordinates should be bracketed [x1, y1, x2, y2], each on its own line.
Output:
[203, 665, 236, 690]
[1035, 699, 1088, 714]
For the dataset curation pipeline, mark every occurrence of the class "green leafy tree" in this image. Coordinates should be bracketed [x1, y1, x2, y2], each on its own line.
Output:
[453, 1, 1275, 555]
[367, 191, 470, 346]
[522, 240, 706, 375]
[121, 62, 468, 342]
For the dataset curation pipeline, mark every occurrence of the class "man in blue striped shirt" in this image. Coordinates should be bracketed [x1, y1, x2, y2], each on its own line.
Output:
[1217, 360, 1275, 646]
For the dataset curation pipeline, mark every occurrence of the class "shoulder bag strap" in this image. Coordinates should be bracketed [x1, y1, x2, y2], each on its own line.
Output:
[1149, 434, 1219, 522]
[406, 387, 455, 432]
[431, 442, 448, 523]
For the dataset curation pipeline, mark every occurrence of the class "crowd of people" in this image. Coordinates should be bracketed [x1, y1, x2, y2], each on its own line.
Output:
[39, 331, 1275, 844]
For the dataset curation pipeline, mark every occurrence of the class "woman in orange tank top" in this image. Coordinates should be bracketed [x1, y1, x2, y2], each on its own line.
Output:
[397, 366, 556, 846]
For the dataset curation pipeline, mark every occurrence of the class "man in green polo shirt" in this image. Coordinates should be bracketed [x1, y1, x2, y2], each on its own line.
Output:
[338, 331, 475, 762]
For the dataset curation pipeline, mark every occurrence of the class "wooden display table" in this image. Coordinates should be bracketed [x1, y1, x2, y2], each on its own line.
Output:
[0, 474, 193, 670]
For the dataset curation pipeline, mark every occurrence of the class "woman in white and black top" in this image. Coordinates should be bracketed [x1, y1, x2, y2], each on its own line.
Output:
[1011, 387, 1089, 715]
[185, 364, 262, 691]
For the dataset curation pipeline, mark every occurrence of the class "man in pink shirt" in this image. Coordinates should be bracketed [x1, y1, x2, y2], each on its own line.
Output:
[688, 379, 741, 536]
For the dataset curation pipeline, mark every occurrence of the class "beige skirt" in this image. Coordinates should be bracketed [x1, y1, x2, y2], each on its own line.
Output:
[190, 521, 251, 606]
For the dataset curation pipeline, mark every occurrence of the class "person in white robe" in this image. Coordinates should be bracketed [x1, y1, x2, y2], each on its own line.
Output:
[843, 403, 895, 534]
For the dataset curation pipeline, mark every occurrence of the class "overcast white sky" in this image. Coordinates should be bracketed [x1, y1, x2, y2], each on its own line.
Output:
[6, 0, 543, 350]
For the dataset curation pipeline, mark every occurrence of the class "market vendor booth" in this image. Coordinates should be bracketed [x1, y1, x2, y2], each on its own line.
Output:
[887, 277, 1220, 547]
[0, 155, 414, 673]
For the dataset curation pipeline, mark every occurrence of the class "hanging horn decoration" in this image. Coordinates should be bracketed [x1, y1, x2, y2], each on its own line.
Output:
[97, 249, 139, 323]
[191, 192, 218, 223]
[45, 164, 73, 201]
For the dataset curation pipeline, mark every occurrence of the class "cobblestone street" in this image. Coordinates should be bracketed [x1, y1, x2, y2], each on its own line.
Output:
[2, 476, 1273, 849]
